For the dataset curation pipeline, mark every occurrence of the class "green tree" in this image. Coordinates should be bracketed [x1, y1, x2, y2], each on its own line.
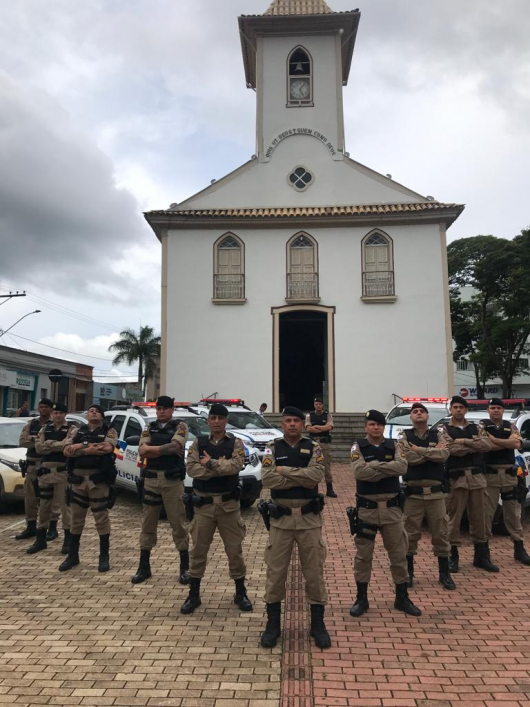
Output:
[448, 231, 530, 398]
[108, 326, 161, 396]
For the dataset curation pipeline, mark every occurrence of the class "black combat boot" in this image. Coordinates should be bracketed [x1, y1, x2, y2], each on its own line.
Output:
[448, 545, 459, 573]
[406, 554, 414, 588]
[180, 577, 202, 614]
[234, 578, 253, 611]
[179, 550, 190, 584]
[98, 534, 110, 573]
[46, 520, 59, 541]
[349, 582, 369, 617]
[260, 602, 282, 648]
[15, 520, 37, 540]
[309, 604, 332, 648]
[61, 530, 71, 555]
[26, 528, 47, 554]
[473, 542, 499, 572]
[131, 549, 152, 584]
[514, 540, 530, 566]
[58, 534, 80, 572]
[326, 482, 338, 498]
[394, 582, 422, 616]
[438, 556, 456, 590]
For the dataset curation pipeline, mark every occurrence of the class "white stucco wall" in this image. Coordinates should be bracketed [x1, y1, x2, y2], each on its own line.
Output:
[164, 221, 449, 411]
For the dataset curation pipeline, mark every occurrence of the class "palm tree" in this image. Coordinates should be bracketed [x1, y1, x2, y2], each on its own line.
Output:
[108, 326, 161, 396]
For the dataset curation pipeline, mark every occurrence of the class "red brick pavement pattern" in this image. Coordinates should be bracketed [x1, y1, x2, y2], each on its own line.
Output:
[300, 463, 530, 707]
[0, 492, 280, 707]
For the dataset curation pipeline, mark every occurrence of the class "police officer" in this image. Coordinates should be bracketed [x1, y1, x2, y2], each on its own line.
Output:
[482, 398, 530, 566]
[260, 406, 330, 650]
[442, 395, 497, 573]
[26, 403, 72, 556]
[401, 403, 455, 590]
[131, 396, 190, 585]
[61, 405, 118, 572]
[180, 403, 252, 615]
[305, 397, 336, 498]
[15, 398, 61, 542]
[350, 410, 421, 617]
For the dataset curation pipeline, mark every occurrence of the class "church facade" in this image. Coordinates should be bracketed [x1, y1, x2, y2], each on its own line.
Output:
[145, 0, 463, 412]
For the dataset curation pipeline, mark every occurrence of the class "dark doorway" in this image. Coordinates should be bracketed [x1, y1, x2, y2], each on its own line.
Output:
[279, 310, 327, 411]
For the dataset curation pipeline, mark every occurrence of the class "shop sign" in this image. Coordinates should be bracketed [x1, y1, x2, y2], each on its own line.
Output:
[12, 372, 35, 390]
[0, 368, 16, 386]
[97, 385, 117, 399]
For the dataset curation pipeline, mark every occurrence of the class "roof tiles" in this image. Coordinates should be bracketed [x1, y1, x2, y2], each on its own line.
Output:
[263, 0, 334, 16]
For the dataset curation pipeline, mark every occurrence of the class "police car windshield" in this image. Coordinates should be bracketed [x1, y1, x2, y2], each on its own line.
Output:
[386, 406, 448, 426]
[227, 412, 272, 430]
[0, 421, 26, 448]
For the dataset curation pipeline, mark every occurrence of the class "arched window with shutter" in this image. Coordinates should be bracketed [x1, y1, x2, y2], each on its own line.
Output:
[361, 230, 395, 299]
[286, 233, 319, 300]
[213, 233, 245, 302]
[287, 46, 313, 107]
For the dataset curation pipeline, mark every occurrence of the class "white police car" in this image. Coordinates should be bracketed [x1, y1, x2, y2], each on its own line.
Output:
[190, 399, 282, 458]
[105, 403, 262, 507]
[385, 398, 450, 440]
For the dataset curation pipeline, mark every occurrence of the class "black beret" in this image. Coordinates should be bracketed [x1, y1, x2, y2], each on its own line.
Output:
[365, 409, 386, 425]
[209, 403, 229, 417]
[282, 406, 305, 421]
[450, 395, 468, 408]
[156, 395, 175, 408]
[88, 404, 105, 417]
[314, 397, 323, 403]
[53, 402, 68, 413]
[488, 398, 504, 407]
[38, 398, 54, 408]
[410, 402, 428, 413]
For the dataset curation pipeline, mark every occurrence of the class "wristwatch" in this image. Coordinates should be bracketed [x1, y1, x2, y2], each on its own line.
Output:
[82, 441, 89, 448]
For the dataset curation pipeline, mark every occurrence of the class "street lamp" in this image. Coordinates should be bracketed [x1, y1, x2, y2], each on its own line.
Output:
[0, 309, 41, 336]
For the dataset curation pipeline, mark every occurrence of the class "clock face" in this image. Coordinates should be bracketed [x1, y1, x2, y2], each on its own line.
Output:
[290, 79, 310, 100]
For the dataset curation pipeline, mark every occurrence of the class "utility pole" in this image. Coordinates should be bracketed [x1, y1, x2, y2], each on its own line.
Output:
[0, 291, 27, 305]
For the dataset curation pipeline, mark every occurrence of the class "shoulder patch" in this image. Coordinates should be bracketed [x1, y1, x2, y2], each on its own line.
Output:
[106, 428, 118, 439]
[262, 456, 273, 468]
[141, 429, 150, 438]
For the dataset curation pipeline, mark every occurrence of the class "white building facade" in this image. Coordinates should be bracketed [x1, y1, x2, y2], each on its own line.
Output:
[146, 0, 463, 413]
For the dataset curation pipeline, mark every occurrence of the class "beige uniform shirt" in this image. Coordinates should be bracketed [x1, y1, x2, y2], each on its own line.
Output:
[262, 437, 325, 529]
[35, 423, 73, 459]
[62, 424, 118, 459]
[138, 421, 188, 459]
[441, 420, 494, 490]
[351, 437, 408, 502]
[401, 427, 450, 498]
[19, 418, 46, 460]
[305, 412, 333, 440]
[186, 434, 245, 482]
[484, 420, 522, 488]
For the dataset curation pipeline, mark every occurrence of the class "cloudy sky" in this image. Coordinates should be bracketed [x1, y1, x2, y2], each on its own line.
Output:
[1, 0, 529, 379]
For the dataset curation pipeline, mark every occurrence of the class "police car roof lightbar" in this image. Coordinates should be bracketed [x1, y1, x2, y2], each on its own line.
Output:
[132, 401, 192, 407]
[402, 397, 449, 403]
[200, 398, 244, 405]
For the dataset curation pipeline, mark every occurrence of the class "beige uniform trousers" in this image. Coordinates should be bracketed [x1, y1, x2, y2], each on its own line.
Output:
[484, 468, 523, 542]
[319, 443, 333, 483]
[354, 502, 409, 584]
[404, 494, 450, 557]
[447, 485, 486, 545]
[37, 463, 71, 531]
[188, 497, 246, 580]
[69, 468, 111, 536]
[140, 474, 188, 552]
[264, 523, 327, 604]
[24, 462, 60, 523]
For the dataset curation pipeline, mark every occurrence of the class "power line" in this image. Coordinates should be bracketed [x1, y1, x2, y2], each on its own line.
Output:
[7, 333, 115, 361]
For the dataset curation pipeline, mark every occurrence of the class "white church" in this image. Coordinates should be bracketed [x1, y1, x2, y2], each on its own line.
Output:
[145, 0, 464, 413]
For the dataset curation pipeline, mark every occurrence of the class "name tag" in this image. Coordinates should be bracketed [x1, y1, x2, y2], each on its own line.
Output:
[301, 449, 310, 454]
[385, 455, 393, 459]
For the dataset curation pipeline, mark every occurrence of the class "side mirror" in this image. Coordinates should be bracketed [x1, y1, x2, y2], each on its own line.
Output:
[521, 440, 530, 452]
[125, 435, 140, 446]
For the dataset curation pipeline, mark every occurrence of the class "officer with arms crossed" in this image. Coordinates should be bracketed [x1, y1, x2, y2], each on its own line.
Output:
[482, 398, 530, 566]
[16, 398, 61, 542]
[305, 397, 337, 498]
[131, 396, 190, 585]
[27, 403, 72, 556]
[442, 395, 497, 573]
[61, 405, 118, 573]
[260, 406, 330, 649]
[401, 402, 455, 590]
[181, 403, 252, 615]
[349, 410, 421, 618]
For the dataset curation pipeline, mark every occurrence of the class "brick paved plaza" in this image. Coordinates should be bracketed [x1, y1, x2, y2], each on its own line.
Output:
[1, 463, 530, 707]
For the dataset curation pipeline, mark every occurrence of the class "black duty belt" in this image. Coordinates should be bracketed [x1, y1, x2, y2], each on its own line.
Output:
[501, 489, 519, 502]
[405, 484, 444, 496]
[144, 470, 163, 479]
[356, 494, 400, 510]
[486, 465, 517, 476]
[192, 489, 241, 506]
[69, 472, 107, 485]
[37, 466, 67, 476]
[448, 467, 484, 479]
[268, 496, 324, 517]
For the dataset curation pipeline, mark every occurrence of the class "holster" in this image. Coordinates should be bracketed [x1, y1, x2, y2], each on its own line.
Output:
[136, 476, 145, 503]
[32, 478, 40, 498]
[107, 486, 118, 510]
[36, 467, 50, 478]
[183, 492, 194, 522]
[19, 459, 28, 478]
[516, 475, 529, 504]
[65, 486, 73, 506]
[257, 499, 271, 531]
[346, 506, 357, 536]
